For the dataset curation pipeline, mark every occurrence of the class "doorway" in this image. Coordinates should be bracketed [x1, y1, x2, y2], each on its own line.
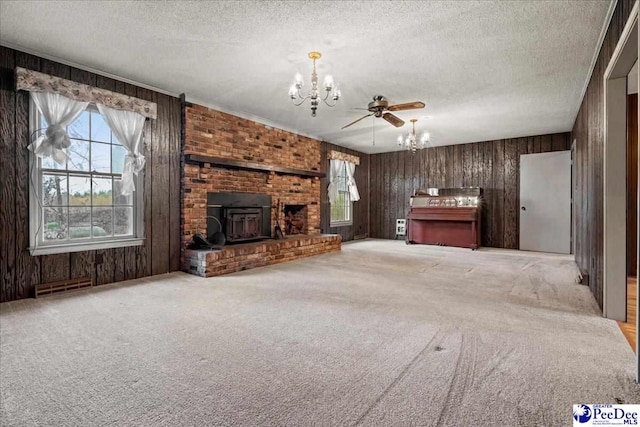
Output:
[620, 61, 639, 351]
[604, 5, 637, 321]
[603, 1, 639, 381]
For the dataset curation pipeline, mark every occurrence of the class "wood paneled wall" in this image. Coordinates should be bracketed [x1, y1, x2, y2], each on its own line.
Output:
[320, 142, 369, 242]
[571, 0, 636, 308]
[628, 94, 638, 277]
[0, 46, 182, 302]
[369, 133, 571, 247]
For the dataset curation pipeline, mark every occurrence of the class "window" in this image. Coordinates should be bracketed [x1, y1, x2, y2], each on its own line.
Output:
[29, 102, 144, 255]
[330, 162, 352, 226]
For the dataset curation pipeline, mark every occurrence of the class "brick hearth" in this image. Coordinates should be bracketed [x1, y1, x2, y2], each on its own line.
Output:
[183, 234, 341, 277]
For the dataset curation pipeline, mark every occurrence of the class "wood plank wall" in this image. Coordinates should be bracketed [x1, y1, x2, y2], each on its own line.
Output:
[0, 46, 182, 302]
[628, 94, 638, 277]
[571, 0, 635, 308]
[368, 133, 571, 247]
[320, 142, 370, 241]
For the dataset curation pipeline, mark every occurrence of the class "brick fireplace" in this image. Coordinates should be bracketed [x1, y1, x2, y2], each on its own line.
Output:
[182, 103, 341, 276]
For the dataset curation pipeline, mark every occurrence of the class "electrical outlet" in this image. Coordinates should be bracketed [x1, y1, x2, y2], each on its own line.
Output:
[95, 253, 104, 265]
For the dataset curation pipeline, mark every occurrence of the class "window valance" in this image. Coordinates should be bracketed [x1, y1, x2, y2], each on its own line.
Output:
[15, 67, 157, 119]
[327, 150, 359, 166]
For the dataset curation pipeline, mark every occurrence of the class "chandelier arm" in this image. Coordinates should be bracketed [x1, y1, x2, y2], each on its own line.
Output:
[322, 98, 338, 108]
[292, 94, 311, 107]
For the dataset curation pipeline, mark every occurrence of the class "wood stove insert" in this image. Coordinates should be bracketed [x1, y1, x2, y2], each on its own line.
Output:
[207, 193, 271, 244]
[226, 208, 262, 242]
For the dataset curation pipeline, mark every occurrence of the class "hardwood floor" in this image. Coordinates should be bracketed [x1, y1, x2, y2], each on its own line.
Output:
[618, 276, 637, 352]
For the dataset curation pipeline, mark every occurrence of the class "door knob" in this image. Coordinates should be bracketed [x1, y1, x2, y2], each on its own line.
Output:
[521, 206, 526, 211]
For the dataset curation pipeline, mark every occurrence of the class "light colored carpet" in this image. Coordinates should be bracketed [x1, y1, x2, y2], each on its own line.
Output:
[1, 239, 638, 426]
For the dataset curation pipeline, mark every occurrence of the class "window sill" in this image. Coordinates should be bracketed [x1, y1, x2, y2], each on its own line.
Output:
[330, 221, 353, 228]
[29, 238, 144, 256]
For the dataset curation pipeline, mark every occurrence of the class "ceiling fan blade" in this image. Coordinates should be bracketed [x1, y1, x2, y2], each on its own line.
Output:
[382, 112, 405, 127]
[387, 101, 426, 111]
[341, 113, 374, 129]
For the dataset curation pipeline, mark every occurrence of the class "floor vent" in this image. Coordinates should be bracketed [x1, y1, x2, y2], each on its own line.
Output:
[35, 278, 92, 298]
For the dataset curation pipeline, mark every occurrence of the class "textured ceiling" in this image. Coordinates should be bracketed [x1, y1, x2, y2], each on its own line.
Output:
[0, 1, 613, 154]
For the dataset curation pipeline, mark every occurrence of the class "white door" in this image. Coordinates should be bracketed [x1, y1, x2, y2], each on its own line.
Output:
[520, 151, 572, 253]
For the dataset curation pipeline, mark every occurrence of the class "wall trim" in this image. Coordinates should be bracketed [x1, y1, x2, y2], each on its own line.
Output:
[0, 42, 180, 98]
[572, 0, 619, 126]
[604, 1, 639, 79]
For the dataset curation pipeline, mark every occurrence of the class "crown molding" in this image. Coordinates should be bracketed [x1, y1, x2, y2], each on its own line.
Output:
[1, 41, 180, 98]
[572, 0, 618, 126]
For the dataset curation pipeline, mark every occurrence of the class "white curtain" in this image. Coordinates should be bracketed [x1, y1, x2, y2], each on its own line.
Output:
[28, 92, 89, 165]
[97, 104, 146, 196]
[327, 159, 344, 204]
[345, 161, 360, 201]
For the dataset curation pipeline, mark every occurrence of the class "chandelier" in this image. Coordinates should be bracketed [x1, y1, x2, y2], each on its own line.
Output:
[397, 119, 429, 153]
[288, 51, 340, 116]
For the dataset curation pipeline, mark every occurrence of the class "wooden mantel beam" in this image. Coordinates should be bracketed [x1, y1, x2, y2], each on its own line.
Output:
[184, 154, 326, 178]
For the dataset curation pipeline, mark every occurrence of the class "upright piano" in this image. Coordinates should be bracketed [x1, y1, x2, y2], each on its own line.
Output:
[407, 188, 482, 250]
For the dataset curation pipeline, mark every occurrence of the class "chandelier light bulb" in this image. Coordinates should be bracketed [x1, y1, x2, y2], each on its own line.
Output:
[288, 84, 297, 99]
[295, 73, 303, 87]
[421, 132, 430, 148]
[332, 87, 341, 101]
[323, 75, 334, 91]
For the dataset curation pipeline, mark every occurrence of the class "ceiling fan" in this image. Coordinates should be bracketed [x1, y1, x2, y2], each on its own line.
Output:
[341, 95, 425, 129]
